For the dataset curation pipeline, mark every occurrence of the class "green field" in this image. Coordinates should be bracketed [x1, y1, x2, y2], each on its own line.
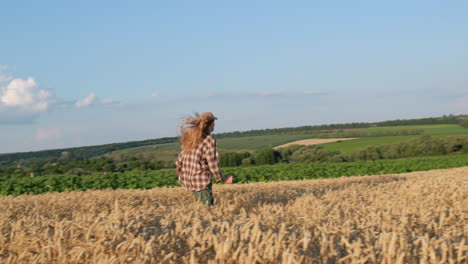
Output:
[322, 136, 417, 154]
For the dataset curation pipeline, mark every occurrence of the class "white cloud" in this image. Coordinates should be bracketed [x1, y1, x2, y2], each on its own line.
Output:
[1, 77, 36, 105]
[151, 92, 160, 97]
[76, 93, 115, 107]
[75, 92, 96, 108]
[0, 77, 52, 112]
[0, 67, 114, 125]
[38, 90, 51, 100]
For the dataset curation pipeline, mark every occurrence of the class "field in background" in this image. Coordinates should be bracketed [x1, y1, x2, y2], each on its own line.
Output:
[322, 136, 416, 154]
[107, 125, 467, 159]
[1, 167, 466, 263]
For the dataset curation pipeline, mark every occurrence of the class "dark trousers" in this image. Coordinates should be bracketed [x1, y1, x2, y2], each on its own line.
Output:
[192, 184, 214, 206]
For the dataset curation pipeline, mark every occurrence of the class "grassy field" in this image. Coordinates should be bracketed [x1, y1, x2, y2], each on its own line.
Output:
[1, 167, 466, 263]
[322, 136, 417, 154]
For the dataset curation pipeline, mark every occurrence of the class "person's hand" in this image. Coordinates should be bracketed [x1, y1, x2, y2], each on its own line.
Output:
[223, 176, 234, 184]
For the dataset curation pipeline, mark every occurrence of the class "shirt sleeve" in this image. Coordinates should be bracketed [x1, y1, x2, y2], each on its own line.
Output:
[205, 136, 224, 181]
[175, 154, 182, 176]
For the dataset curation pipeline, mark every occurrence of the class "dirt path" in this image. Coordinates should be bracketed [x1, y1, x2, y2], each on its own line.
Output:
[274, 138, 357, 149]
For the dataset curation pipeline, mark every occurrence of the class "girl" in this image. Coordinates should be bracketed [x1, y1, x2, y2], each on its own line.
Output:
[176, 112, 233, 206]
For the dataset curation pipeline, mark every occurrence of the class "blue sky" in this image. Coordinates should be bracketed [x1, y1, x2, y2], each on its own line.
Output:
[1, 0, 467, 153]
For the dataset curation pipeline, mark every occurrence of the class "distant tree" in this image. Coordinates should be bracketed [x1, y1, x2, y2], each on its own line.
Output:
[255, 149, 278, 165]
[103, 163, 116, 172]
[279, 148, 293, 162]
[288, 145, 333, 163]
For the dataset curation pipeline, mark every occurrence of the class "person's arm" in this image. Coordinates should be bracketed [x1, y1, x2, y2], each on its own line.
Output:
[205, 136, 225, 182]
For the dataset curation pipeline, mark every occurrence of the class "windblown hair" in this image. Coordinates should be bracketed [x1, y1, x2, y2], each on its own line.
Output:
[179, 112, 216, 153]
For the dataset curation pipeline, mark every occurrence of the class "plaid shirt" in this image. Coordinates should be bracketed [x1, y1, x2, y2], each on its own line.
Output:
[175, 135, 224, 191]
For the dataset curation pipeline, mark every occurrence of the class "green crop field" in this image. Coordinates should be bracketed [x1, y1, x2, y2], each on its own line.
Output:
[2, 154, 468, 196]
[322, 136, 417, 154]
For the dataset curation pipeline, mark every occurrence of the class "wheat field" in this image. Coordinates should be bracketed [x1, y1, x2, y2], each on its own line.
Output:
[0, 167, 467, 264]
[273, 138, 357, 149]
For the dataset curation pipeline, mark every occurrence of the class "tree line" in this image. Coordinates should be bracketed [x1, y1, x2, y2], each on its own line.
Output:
[376, 115, 460, 126]
[0, 137, 178, 168]
[307, 129, 424, 138]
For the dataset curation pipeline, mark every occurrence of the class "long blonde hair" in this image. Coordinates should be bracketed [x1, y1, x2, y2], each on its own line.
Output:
[179, 112, 217, 153]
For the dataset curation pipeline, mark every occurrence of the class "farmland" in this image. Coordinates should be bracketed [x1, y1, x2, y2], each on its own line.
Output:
[108, 124, 467, 158]
[1, 166, 466, 263]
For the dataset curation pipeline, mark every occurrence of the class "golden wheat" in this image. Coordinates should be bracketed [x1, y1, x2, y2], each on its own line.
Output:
[0, 167, 467, 264]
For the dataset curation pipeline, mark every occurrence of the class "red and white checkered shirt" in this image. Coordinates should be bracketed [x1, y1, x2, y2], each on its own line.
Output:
[176, 135, 224, 191]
